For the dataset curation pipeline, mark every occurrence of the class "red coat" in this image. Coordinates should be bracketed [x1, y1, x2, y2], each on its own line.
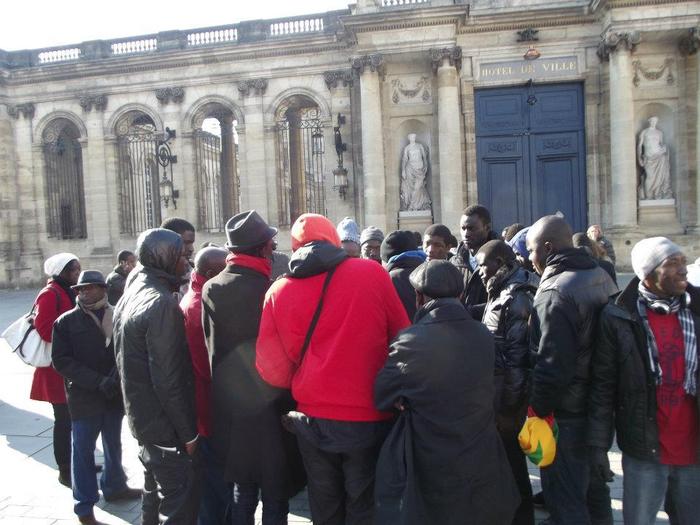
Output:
[256, 257, 410, 422]
[29, 281, 74, 404]
[180, 271, 212, 437]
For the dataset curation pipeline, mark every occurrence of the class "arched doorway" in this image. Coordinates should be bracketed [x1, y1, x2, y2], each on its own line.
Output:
[41, 118, 87, 239]
[275, 95, 326, 227]
[193, 104, 240, 232]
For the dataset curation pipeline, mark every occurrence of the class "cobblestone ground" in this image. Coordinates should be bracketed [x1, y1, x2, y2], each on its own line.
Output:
[0, 286, 669, 524]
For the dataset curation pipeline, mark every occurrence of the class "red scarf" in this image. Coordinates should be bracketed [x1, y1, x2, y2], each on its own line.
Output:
[226, 253, 272, 279]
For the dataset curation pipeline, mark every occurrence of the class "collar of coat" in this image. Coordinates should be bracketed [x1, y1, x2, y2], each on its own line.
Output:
[415, 297, 470, 324]
[540, 247, 597, 285]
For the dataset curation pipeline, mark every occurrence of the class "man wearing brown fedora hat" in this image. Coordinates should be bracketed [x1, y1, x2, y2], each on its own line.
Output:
[52, 270, 140, 525]
[202, 210, 306, 524]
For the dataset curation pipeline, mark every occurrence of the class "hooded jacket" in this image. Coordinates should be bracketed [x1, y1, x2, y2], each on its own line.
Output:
[106, 265, 129, 306]
[529, 248, 618, 418]
[113, 229, 197, 446]
[256, 241, 410, 422]
[385, 251, 426, 320]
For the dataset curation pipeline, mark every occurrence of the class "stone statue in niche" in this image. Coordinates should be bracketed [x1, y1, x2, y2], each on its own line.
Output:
[637, 116, 673, 200]
[400, 133, 432, 211]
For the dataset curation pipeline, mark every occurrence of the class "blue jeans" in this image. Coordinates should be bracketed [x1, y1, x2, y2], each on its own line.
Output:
[198, 437, 230, 525]
[72, 410, 128, 517]
[231, 482, 289, 525]
[540, 417, 591, 525]
[622, 454, 700, 525]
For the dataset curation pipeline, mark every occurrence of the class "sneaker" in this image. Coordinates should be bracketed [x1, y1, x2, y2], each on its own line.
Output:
[532, 491, 545, 507]
[78, 513, 107, 525]
[103, 487, 142, 502]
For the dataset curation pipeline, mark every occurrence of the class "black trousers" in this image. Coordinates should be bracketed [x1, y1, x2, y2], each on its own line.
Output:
[139, 443, 201, 525]
[296, 433, 384, 525]
[52, 403, 72, 473]
[499, 426, 535, 525]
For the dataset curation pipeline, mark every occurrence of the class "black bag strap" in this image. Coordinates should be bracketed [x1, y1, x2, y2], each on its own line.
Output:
[298, 266, 337, 363]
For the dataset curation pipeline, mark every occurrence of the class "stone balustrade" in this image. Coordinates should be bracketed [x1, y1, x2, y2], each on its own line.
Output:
[0, 10, 349, 68]
[382, 0, 431, 7]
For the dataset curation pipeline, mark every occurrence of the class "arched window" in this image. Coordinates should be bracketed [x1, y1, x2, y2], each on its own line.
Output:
[275, 95, 326, 227]
[42, 118, 87, 239]
[193, 104, 240, 232]
[115, 111, 161, 235]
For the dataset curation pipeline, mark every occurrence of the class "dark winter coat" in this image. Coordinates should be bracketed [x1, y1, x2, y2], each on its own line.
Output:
[374, 298, 520, 525]
[587, 279, 700, 463]
[482, 265, 539, 430]
[106, 266, 128, 306]
[450, 231, 500, 315]
[113, 231, 197, 447]
[529, 248, 618, 418]
[201, 262, 306, 498]
[51, 305, 122, 420]
[385, 252, 425, 320]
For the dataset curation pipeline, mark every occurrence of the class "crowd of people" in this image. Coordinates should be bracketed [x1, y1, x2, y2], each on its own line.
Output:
[22, 206, 700, 525]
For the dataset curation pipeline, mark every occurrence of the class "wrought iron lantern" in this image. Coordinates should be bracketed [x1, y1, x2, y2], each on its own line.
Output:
[312, 130, 325, 155]
[333, 167, 349, 200]
[157, 127, 179, 208]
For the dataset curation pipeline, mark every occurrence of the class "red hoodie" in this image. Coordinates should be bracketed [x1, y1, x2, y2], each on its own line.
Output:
[256, 214, 410, 422]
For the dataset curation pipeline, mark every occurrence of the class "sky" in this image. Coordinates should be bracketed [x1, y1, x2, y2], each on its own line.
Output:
[1, 0, 353, 51]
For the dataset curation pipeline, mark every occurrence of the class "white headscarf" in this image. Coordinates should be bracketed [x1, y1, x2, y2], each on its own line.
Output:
[44, 253, 79, 277]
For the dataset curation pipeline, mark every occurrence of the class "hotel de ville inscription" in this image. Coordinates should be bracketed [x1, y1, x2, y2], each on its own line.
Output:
[478, 56, 579, 82]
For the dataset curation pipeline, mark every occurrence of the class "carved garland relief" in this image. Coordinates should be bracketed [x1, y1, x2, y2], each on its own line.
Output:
[390, 76, 432, 105]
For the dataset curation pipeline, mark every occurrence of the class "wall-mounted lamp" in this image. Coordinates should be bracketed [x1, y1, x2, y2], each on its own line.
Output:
[312, 130, 325, 155]
[333, 113, 349, 199]
[158, 127, 179, 209]
[333, 167, 348, 200]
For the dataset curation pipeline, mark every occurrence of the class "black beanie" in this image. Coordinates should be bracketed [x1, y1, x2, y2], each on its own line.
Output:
[381, 230, 418, 263]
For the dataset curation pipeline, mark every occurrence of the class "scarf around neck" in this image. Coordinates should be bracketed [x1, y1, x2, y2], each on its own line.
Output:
[77, 295, 113, 347]
[226, 253, 272, 280]
[637, 282, 697, 395]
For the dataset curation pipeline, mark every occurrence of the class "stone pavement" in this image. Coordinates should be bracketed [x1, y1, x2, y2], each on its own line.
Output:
[0, 287, 670, 524]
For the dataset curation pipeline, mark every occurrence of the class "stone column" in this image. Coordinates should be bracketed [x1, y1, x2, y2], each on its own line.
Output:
[599, 31, 641, 229]
[432, 47, 465, 231]
[0, 103, 19, 285]
[352, 54, 387, 231]
[682, 28, 700, 228]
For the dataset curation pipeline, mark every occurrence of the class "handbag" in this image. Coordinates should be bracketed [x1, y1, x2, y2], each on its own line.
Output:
[1, 287, 60, 367]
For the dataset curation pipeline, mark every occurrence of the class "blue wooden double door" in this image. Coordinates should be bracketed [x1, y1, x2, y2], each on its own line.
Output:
[475, 82, 587, 234]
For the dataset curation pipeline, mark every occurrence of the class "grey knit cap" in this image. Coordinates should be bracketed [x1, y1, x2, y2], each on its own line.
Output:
[630, 237, 683, 281]
[360, 226, 384, 246]
[337, 217, 361, 244]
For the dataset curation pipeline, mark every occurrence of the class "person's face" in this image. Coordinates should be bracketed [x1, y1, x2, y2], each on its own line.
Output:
[423, 235, 448, 261]
[361, 240, 382, 263]
[61, 260, 82, 286]
[341, 241, 361, 258]
[526, 235, 550, 276]
[77, 284, 106, 304]
[120, 255, 137, 275]
[181, 230, 196, 263]
[644, 253, 688, 298]
[260, 237, 277, 261]
[460, 214, 490, 252]
[475, 252, 502, 285]
[587, 226, 601, 241]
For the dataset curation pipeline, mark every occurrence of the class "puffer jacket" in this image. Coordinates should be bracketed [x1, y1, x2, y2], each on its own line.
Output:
[106, 266, 128, 306]
[113, 229, 197, 447]
[529, 248, 618, 418]
[587, 279, 700, 462]
[450, 231, 500, 313]
[385, 250, 426, 321]
[482, 264, 539, 416]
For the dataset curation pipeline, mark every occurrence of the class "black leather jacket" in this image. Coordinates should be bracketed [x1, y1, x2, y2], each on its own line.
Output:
[529, 248, 618, 418]
[113, 229, 197, 446]
[106, 266, 128, 306]
[482, 265, 539, 415]
[587, 279, 700, 462]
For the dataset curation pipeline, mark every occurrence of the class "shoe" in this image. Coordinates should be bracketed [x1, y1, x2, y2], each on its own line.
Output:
[58, 469, 71, 488]
[104, 486, 142, 502]
[95, 464, 103, 473]
[78, 513, 107, 525]
[532, 490, 545, 507]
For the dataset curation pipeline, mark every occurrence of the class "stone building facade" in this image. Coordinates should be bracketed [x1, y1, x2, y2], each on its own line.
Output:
[0, 0, 699, 285]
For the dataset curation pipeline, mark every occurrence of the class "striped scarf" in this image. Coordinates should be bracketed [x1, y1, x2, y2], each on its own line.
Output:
[637, 282, 698, 395]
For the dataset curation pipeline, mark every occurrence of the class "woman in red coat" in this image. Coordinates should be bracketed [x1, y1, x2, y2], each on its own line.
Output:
[30, 253, 81, 486]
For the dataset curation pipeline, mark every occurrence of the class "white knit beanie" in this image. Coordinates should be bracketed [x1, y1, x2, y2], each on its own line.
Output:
[44, 253, 79, 277]
[630, 237, 682, 281]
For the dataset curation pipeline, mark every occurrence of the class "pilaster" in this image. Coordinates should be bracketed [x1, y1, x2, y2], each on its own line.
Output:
[0, 104, 20, 285]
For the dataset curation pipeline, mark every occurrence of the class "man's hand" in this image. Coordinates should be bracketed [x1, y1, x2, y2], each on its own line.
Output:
[590, 446, 614, 482]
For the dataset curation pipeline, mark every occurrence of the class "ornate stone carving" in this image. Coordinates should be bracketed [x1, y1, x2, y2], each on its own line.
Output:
[350, 54, 385, 76]
[390, 76, 431, 105]
[679, 27, 700, 56]
[637, 116, 673, 200]
[517, 28, 539, 43]
[237, 79, 268, 97]
[78, 94, 108, 112]
[323, 70, 354, 90]
[632, 59, 674, 87]
[597, 31, 641, 61]
[7, 102, 35, 119]
[155, 87, 185, 105]
[429, 47, 462, 73]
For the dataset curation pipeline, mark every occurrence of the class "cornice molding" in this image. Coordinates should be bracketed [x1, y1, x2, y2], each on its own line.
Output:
[459, 14, 597, 34]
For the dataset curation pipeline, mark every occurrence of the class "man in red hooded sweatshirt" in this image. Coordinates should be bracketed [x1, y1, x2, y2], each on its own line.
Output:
[256, 213, 410, 525]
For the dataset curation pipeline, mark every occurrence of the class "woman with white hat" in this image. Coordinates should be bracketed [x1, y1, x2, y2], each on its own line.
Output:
[29, 252, 81, 487]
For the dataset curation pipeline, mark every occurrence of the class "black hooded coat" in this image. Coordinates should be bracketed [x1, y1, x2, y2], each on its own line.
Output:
[374, 297, 520, 525]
